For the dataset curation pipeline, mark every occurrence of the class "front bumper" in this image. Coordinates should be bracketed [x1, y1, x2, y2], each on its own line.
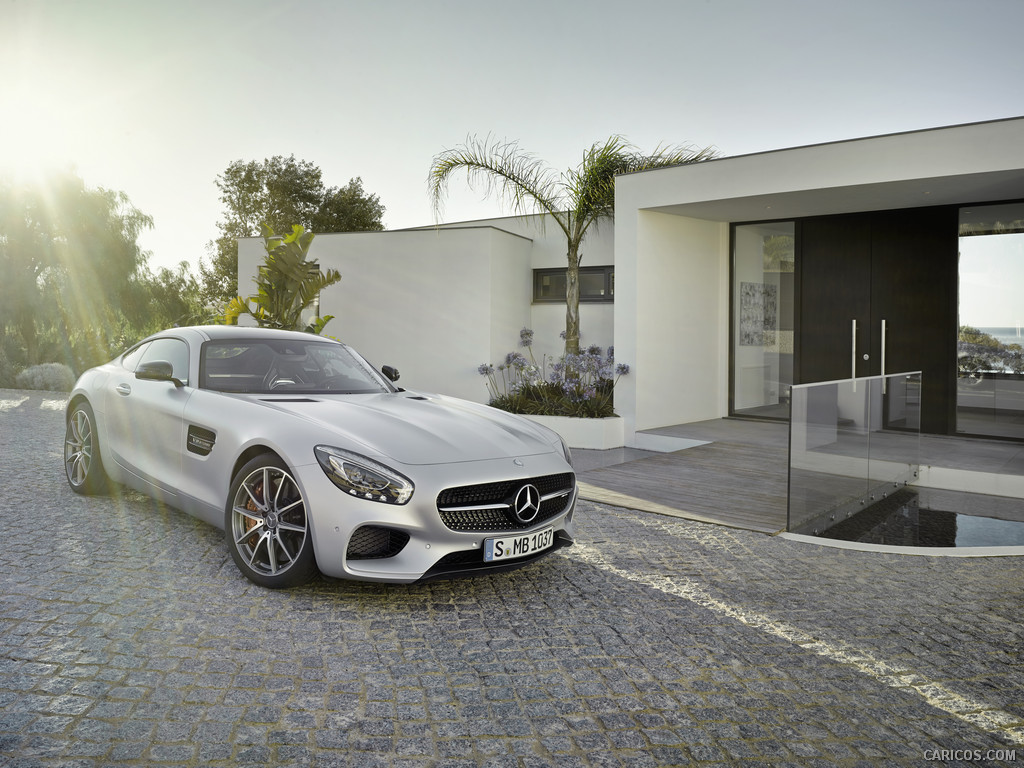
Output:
[295, 451, 577, 583]
[415, 529, 575, 582]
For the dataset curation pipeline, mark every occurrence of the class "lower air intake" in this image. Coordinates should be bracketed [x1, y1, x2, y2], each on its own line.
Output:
[346, 526, 410, 560]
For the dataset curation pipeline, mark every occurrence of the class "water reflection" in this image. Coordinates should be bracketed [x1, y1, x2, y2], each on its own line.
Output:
[819, 489, 1024, 547]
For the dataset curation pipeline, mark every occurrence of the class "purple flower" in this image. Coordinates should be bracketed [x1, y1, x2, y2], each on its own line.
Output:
[504, 352, 528, 369]
[615, 363, 630, 376]
[478, 363, 495, 376]
[519, 327, 534, 348]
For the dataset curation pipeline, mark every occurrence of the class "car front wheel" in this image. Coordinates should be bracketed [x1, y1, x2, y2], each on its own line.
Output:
[226, 454, 318, 588]
[64, 401, 108, 495]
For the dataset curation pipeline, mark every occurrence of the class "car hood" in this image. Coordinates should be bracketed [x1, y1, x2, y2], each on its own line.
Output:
[254, 391, 558, 466]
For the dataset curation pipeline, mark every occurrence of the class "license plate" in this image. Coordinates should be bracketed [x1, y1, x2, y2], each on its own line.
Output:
[484, 527, 554, 562]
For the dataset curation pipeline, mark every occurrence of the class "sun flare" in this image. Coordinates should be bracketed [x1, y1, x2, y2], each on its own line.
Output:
[0, 81, 76, 185]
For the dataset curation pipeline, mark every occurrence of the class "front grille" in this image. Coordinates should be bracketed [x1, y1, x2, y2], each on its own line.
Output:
[436, 472, 574, 532]
[346, 526, 410, 560]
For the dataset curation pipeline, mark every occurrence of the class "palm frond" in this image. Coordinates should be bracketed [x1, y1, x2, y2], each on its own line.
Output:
[428, 135, 570, 236]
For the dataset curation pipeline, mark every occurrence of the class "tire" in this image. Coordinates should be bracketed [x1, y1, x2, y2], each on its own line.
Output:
[64, 401, 109, 495]
[225, 454, 317, 588]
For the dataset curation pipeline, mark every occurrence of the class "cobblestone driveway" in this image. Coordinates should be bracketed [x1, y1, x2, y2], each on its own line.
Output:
[1, 390, 1022, 767]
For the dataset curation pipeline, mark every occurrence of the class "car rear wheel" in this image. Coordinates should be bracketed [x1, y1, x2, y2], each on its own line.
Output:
[226, 454, 317, 588]
[64, 401, 108, 495]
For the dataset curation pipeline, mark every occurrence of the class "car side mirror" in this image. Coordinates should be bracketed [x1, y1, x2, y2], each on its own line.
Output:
[136, 360, 184, 387]
[381, 365, 400, 382]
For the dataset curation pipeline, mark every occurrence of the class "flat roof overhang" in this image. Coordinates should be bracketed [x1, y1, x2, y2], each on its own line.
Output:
[620, 117, 1024, 223]
[648, 169, 1024, 222]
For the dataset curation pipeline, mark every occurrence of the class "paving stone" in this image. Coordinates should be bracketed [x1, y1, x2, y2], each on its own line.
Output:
[2, 390, 1023, 766]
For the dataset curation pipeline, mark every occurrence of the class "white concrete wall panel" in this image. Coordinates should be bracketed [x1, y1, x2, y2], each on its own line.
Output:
[427, 215, 615, 378]
[632, 211, 726, 431]
[237, 228, 533, 403]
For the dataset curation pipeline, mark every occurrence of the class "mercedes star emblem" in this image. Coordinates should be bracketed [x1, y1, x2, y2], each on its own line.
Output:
[513, 484, 541, 523]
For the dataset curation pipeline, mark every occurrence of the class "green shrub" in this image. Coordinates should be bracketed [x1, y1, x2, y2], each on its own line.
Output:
[0, 351, 17, 389]
[15, 363, 76, 392]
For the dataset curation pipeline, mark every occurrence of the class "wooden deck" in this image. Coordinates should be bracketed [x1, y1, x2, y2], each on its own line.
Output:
[576, 420, 790, 534]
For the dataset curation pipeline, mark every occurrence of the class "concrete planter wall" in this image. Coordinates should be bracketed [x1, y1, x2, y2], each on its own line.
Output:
[522, 414, 624, 450]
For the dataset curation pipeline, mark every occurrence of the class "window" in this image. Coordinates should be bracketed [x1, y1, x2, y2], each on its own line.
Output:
[120, 342, 150, 372]
[957, 202, 1024, 440]
[201, 339, 391, 395]
[731, 222, 795, 420]
[533, 267, 614, 303]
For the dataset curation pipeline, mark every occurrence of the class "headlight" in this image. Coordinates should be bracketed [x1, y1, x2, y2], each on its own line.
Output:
[314, 446, 414, 505]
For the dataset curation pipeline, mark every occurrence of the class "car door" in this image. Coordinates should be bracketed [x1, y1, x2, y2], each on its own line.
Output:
[104, 336, 193, 497]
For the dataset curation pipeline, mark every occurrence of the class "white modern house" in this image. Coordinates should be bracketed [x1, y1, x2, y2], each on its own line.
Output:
[238, 116, 1024, 454]
[237, 214, 615, 405]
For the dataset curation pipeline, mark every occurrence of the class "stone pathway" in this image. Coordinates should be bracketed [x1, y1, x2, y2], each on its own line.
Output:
[1, 391, 1021, 766]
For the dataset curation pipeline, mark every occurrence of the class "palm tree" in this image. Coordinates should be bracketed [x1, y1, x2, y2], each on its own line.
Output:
[224, 224, 341, 334]
[429, 135, 717, 353]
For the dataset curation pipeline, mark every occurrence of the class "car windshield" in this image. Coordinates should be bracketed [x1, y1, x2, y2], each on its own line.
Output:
[201, 339, 392, 395]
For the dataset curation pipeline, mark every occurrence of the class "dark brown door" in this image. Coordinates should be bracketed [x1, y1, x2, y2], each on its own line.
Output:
[797, 208, 957, 434]
[797, 214, 872, 383]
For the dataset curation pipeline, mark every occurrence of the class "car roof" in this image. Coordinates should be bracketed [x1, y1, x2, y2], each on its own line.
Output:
[155, 326, 344, 344]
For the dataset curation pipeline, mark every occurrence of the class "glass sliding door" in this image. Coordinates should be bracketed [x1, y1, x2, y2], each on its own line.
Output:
[732, 222, 795, 419]
[957, 203, 1024, 439]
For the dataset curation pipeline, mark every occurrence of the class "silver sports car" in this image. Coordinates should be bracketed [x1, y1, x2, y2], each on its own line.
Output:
[63, 326, 576, 587]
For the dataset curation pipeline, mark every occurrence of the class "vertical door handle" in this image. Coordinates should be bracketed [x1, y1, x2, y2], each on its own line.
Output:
[851, 319, 858, 380]
[881, 319, 887, 393]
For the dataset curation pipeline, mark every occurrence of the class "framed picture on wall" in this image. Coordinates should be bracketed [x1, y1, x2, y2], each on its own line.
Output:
[740, 282, 778, 345]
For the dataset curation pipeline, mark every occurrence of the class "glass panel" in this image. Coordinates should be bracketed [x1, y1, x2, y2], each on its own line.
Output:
[580, 270, 607, 298]
[536, 271, 566, 301]
[788, 371, 921, 535]
[788, 378, 871, 534]
[732, 222, 794, 419]
[866, 373, 922, 491]
[957, 203, 1024, 440]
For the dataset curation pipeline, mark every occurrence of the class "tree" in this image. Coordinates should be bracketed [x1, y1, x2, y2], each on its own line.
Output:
[0, 172, 152, 367]
[201, 156, 385, 308]
[429, 135, 717, 353]
[120, 261, 208, 337]
[224, 224, 341, 335]
[312, 177, 386, 234]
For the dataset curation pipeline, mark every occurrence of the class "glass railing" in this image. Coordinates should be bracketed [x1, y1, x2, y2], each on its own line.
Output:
[788, 372, 921, 535]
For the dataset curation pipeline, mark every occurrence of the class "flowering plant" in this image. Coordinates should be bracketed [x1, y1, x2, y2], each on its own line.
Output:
[478, 328, 629, 418]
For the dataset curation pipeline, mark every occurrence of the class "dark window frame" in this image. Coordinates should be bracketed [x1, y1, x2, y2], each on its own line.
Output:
[533, 266, 615, 303]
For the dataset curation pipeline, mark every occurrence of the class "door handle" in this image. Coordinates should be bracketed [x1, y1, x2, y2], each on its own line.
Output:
[881, 319, 887, 393]
[116, 383, 131, 396]
[851, 319, 858, 380]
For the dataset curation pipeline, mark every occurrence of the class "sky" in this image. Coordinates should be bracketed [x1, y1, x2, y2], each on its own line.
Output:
[2, 0, 1023, 278]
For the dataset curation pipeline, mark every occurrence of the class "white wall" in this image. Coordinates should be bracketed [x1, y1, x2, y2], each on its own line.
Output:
[428, 214, 615, 365]
[613, 207, 729, 438]
[638, 212, 727, 431]
[238, 227, 534, 402]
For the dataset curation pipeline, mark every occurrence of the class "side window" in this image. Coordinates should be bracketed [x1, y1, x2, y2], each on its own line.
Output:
[138, 338, 190, 384]
[533, 266, 615, 303]
[120, 342, 150, 372]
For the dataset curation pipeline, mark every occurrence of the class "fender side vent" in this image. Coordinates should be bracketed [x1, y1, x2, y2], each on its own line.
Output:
[187, 425, 216, 456]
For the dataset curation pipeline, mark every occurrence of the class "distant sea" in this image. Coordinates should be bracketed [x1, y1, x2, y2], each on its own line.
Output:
[979, 327, 1024, 346]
